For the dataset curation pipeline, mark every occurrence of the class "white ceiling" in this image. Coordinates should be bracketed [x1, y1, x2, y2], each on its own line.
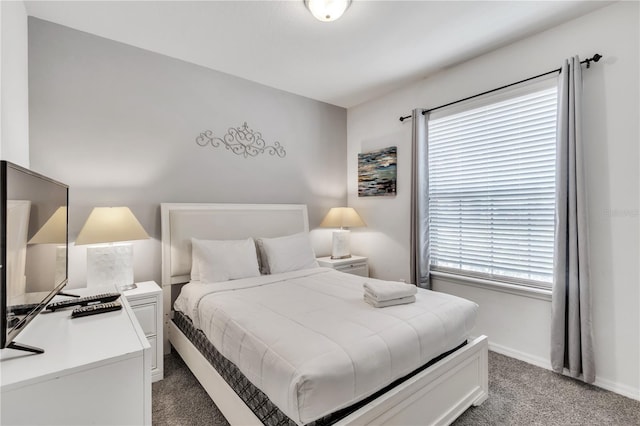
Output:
[24, 1, 611, 108]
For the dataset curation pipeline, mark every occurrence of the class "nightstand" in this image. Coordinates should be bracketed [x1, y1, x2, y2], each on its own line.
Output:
[317, 255, 369, 277]
[123, 281, 163, 382]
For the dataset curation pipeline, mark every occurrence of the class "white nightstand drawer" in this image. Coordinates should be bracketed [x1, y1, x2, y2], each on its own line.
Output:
[336, 263, 368, 277]
[131, 304, 157, 336]
[123, 281, 163, 383]
[317, 255, 369, 277]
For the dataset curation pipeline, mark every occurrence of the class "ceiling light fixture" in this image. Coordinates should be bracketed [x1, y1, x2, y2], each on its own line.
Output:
[304, 0, 352, 22]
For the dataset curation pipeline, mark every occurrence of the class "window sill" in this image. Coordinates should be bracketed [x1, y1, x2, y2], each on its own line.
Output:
[430, 270, 552, 302]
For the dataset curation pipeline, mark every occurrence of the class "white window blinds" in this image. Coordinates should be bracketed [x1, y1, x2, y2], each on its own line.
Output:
[427, 83, 557, 288]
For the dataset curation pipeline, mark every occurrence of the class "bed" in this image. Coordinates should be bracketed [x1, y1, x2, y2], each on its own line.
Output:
[161, 203, 488, 425]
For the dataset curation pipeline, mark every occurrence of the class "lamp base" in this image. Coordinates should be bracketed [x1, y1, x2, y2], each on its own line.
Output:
[331, 230, 351, 259]
[86, 243, 134, 289]
[118, 282, 138, 292]
[330, 254, 352, 260]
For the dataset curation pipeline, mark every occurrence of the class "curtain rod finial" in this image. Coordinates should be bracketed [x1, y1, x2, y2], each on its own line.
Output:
[586, 53, 603, 68]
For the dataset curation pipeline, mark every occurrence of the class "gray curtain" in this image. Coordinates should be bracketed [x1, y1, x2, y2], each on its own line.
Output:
[410, 109, 430, 289]
[550, 56, 595, 383]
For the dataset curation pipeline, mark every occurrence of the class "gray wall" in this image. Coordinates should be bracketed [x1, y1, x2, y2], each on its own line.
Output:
[1, 1, 30, 167]
[28, 18, 347, 287]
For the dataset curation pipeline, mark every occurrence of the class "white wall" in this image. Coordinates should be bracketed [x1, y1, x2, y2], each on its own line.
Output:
[347, 2, 639, 399]
[0, 0, 29, 167]
[28, 18, 346, 288]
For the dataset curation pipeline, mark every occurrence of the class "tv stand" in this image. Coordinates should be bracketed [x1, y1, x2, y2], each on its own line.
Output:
[6, 341, 44, 354]
[1, 287, 151, 425]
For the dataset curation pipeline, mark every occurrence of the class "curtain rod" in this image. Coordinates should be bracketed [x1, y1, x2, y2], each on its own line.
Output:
[398, 53, 602, 122]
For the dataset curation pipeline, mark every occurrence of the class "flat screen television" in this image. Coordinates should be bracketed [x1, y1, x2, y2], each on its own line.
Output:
[1, 160, 68, 354]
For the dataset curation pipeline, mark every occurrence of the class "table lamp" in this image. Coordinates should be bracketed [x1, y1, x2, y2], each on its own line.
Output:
[75, 207, 149, 291]
[320, 207, 366, 259]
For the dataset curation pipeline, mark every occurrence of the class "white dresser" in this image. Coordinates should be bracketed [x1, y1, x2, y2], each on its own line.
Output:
[0, 289, 151, 425]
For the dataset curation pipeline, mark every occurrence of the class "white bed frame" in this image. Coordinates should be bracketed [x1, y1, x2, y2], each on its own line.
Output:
[161, 203, 488, 426]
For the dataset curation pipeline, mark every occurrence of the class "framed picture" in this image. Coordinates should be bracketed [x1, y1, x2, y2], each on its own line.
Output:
[358, 146, 397, 197]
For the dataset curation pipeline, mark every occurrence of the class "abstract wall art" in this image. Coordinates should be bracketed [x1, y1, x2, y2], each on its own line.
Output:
[358, 146, 397, 197]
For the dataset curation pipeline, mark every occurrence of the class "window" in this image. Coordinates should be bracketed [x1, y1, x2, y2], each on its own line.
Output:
[427, 81, 557, 289]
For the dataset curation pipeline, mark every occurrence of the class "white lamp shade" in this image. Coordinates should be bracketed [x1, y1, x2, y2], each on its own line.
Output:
[76, 207, 149, 245]
[320, 207, 366, 229]
[28, 206, 67, 244]
[304, 0, 351, 22]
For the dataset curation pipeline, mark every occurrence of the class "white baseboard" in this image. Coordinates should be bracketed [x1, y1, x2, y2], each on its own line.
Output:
[478, 338, 640, 401]
[485, 340, 552, 370]
[594, 376, 640, 401]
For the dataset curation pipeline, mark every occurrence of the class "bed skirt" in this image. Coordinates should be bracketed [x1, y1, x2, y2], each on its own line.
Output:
[173, 310, 466, 426]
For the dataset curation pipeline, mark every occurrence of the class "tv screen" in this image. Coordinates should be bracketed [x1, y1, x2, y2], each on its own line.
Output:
[1, 161, 68, 353]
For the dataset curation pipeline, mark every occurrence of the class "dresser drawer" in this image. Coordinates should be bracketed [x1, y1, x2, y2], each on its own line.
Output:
[131, 303, 157, 336]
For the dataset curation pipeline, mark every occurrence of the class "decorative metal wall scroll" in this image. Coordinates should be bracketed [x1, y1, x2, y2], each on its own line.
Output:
[196, 122, 286, 158]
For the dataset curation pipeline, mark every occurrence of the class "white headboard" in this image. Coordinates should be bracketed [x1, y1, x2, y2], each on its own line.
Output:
[160, 203, 309, 286]
[160, 203, 310, 354]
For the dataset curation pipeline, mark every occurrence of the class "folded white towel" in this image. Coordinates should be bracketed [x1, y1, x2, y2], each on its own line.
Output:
[364, 294, 416, 308]
[363, 280, 417, 301]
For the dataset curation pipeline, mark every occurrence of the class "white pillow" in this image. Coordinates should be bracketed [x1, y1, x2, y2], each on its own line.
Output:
[259, 232, 319, 274]
[191, 238, 260, 283]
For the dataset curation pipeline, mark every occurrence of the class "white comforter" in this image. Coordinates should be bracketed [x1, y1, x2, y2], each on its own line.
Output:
[174, 268, 478, 425]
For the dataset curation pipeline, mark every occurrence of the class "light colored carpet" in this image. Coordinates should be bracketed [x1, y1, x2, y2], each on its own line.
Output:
[153, 349, 640, 425]
[453, 352, 639, 425]
[152, 351, 228, 425]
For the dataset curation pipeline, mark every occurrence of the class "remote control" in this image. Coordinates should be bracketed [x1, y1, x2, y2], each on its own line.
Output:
[9, 303, 39, 316]
[7, 314, 20, 328]
[71, 301, 122, 318]
[47, 292, 121, 311]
